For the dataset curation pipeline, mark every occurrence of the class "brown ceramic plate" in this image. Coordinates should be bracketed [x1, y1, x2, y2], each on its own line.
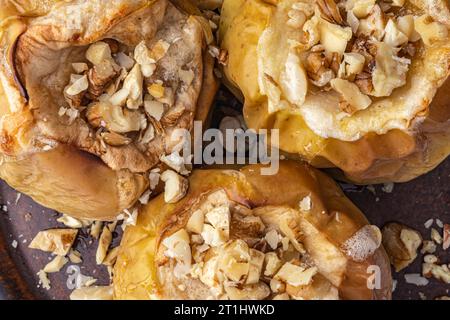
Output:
[0, 88, 449, 300]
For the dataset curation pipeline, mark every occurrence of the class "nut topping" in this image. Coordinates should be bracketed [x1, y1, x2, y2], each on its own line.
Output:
[86, 102, 142, 133]
[86, 41, 114, 66]
[96, 226, 112, 265]
[87, 60, 118, 99]
[72, 63, 88, 74]
[43, 255, 68, 273]
[65, 74, 89, 96]
[382, 223, 422, 272]
[319, 20, 353, 55]
[443, 224, 450, 250]
[384, 19, 409, 47]
[29, 229, 78, 256]
[161, 170, 189, 204]
[317, 0, 344, 25]
[274, 263, 317, 287]
[101, 131, 132, 147]
[415, 15, 448, 46]
[331, 78, 372, 113]
[346, 0, 376, 19]
[158, 190, 337, 300]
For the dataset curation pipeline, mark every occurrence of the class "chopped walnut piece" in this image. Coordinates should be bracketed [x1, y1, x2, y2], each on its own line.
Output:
[346, 9, 360, 33]
[231, 213, 266, 242]
[384, 19, 409, 47]
[144, 99, 165, 121]
[396, 15, 421, 42]
[218, 240, 251, 283]
[115, 52, 135, 71]
[101, 131, 132, 147]
[37, 270, 51, 290]
[305, 51, 335, 87]
[265, 230, 280, 250]
[90, 221, 103, 239]
[319, 20, 353, 55]
[196, 255, 220, 290]
[246, 249, 265, 285]
[160, 151, 189, 175]
[357, 4, 386, 41]
[122, 64, 144, 109]
[134, 41, 156, 77]
[415, 15, 448, 46]
[161, 170, 189, 204]
[72, 62, 88, 74]
[186, 209, 205, 234]
[205, 206, 230, 240]
[423, 263, 450, 284]
[351, 35, 378, 61]
[275, 263, 317, 287]
[29, 229, 78, 256]
[306, 51, 326, 75]
[87, 61, 118, 99]
[202, 223, 228, 247]
[424, 254, 438, 264]
[264, 252, 283, 277]
[270, 278, 286, 294]
[218, 49, 229, 66]
[300, 15, 321, 51]
[65, 74, 88, 96]
[346, 0, 376, 19]
[43, 255, 68, 273]
[317, 0, 344, 25]
[443, 224, 450, 250]
[57, 214, 83, 228]
[150, 40, 170, 61]
[162, 229, 192, 278]
[382, 223, 422, 272]
[148, 83, 165, 99]
[224, 283, 271, 300]
[331, 78, 372, 113]
[86, 42, 114, 65]
[69, 249, 83, 264]
[371, 42, 410, 97]
[431, 228, 443, 244]
[96, 226, 112, 265]
[279, 50, 309, 107]
[421, 240, 437, 254]
[149, 169, 161, 190]
[354, 72, 374, 95]
[338, 52, 365, 79]
[86, 101, 142, 133]
[287, 7, 307, 29]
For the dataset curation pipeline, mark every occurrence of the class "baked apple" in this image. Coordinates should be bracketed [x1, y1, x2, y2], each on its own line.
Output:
[114, 161, 392, 300]
[0, 0, 217, 219]
[219, 0, 450, 184]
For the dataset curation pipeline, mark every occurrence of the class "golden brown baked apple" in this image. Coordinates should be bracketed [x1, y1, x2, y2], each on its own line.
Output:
[114, 161, 392, 300]
[0, 0, 217, 220]
[219, 0, 450, 184]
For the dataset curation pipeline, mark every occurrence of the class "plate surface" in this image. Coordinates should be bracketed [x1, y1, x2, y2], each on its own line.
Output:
[0, 88, 449, 300]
